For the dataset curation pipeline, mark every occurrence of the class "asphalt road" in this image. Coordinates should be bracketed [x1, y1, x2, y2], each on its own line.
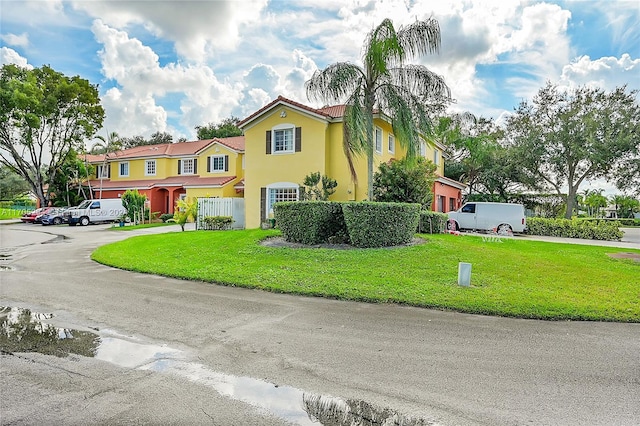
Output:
[1, 223, 639, 425]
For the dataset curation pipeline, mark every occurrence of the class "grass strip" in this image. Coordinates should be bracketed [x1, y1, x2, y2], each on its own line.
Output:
[91, 229, 640, 322]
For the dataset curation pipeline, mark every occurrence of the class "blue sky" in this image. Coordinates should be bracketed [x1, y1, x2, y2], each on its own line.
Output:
[1, 0, 638, 145]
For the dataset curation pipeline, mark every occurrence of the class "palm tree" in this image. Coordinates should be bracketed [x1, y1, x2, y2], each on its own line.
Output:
[91, 131, 122, 199]
[305, 18, 450, 199]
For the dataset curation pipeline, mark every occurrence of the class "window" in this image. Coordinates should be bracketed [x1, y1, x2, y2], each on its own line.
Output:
[209, 155, 226, 172]
[375, 127, 382, 153]
[145, 160, 156, 176]
[434, 149, 440, 165]
[267, 125, 301, 154]
[461, 203, 476, 214]
[449, 197, 456, 212]
[388, 134, 395, 154]
[267, 187, 298, 216]
[274, 128, 294, 153]
[420, 142, 426, 157]
[96, 164, 109, 178]
[437, 196, 445, 213]
[119, 162, 129, 177]
[182, 158, 195, 174]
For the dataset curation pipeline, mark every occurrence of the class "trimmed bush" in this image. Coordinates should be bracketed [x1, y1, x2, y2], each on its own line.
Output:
[160, 213, 174, 223]
[526, 217, 623, 240]
[274, 201, 347, 244]
[342, 202, 420, 248]
[418, 211, 448, 234]
[617, 218, 640, 227]
[202, 216, 233, 230]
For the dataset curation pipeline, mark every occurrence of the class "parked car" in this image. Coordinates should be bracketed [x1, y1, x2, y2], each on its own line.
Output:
[40, 207, 69, 225]
[33, 207, 58, 224]
[67, 198, 127, 226]
[447, 202, 527, 234]
[20, 207, 49, 223]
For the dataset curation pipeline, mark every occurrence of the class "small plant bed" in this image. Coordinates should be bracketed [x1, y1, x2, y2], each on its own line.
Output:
[91, 229, 640, 322]
[109, 222, 174, 231]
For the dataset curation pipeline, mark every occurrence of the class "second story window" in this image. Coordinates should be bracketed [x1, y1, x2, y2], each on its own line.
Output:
[145, 160, 156, 176]
[375, 127, 382, 153]
[208, 155, 228, 172]
[274, 128, 294, 153]
[96, 164, 110, 179]
[388, 134, 395, 154]
[420, 141, 426, 157]
[267, 125, 301, 154]
[434, 149, 440, 165]
[119, 162, 129, 177]
[181, 158, 195, 175]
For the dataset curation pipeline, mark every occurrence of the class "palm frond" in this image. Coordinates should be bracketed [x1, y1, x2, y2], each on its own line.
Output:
[363, 18, 403, 76]
[397, 17, 442, 59]
[305, 62, 365, 104]
[377, 84, 427, 158]
[342, 89, 370, 183]
[390, 64, 450, 101]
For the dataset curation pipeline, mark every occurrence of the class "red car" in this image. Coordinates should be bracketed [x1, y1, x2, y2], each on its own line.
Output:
[20, 207, 53, 223]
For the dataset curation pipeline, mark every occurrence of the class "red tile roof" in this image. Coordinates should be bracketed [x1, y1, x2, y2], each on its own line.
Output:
[89, 175, 237, 189]
[215, 136, 245, 151]
[237, 95, 384, 129]
[317, 104, 347, 118]
[238, 95, 346, 127]
[85, 137, 245, 163]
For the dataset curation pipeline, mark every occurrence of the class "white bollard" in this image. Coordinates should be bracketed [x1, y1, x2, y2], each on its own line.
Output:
[458, 262, 472, 287]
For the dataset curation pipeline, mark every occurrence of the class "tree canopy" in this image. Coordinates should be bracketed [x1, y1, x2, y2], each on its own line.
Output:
[505, 83, 640, 218]
[305, 17, 450, 199]
[0, 165, 30, 200]
[373, 157, 437, 209]
[118, 131, 174, 149]
[195, 117, 242, 140]
[0, 64, 104, 206]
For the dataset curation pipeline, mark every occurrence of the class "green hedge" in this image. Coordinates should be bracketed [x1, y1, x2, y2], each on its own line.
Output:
[202, 216, 234, 230]
[418, 211, 448, 234]
[527, 218, 623, 241]
[617, 218, 640, 227]
[342, 202, 421, 248]
[274, 201, 348, 244]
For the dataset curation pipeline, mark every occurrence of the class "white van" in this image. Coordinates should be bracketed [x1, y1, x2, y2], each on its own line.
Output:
[67, 198, 127, 226]
[447, 202, 527, 234]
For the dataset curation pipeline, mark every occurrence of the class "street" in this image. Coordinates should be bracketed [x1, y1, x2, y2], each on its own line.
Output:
[1, 222, 639, 425]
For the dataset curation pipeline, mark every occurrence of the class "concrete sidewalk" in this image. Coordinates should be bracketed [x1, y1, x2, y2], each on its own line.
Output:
[2, 219, 638, 249]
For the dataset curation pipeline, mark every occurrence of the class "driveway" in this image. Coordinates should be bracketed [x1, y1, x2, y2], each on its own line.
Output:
[1, 223, 639, 425]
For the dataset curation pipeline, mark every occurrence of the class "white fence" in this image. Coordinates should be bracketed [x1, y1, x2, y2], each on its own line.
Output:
[197, 197, 245, 229]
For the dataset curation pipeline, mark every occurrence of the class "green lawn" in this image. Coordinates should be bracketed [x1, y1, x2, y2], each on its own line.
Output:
[0, 208, 27, 219]
[91, 229, 640, 322]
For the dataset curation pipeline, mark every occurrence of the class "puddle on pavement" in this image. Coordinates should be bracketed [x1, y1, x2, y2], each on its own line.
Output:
[41, 234, 68, 244]
[0, 306, 432, 425]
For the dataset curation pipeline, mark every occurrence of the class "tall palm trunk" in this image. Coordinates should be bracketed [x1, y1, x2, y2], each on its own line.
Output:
[365, 103, 375, 200]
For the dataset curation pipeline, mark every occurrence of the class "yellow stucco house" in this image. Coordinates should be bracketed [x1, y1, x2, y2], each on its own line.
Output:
[238, 96, 464, 228]
[85, 137, 245, 215]
[85, 96, 464, 228]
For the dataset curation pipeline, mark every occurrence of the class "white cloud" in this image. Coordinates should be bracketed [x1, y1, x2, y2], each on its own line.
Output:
[91, 20, 241, 139]
[73, 0, 268, 62]
[0, 0, 67, 27]
[0, 47, 33, 69]
[0, 32, 29, 48]
[100, 87, 168, 138]
[558, 54, 640, 90]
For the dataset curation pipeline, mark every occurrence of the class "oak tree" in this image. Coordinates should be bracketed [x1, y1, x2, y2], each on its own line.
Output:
[0, 64, 104, 206]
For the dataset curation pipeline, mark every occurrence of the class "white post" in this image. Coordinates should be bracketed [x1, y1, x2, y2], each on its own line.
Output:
[458, 262, 472, 287]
